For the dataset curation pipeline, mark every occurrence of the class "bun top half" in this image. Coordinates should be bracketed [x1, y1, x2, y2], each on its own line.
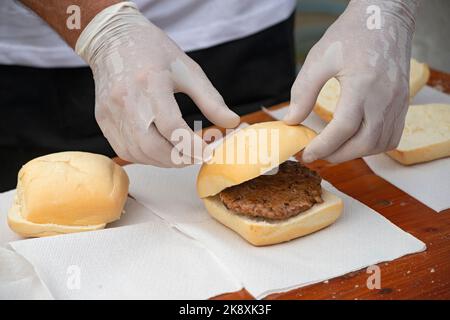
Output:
[197, 121, 316, 198]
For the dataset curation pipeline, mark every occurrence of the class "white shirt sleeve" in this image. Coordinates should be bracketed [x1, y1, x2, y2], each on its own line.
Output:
[0, 0, 296, 68]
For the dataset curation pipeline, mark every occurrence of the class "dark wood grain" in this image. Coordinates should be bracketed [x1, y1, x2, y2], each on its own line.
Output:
[117, 68, 450, 300]
[428, 68, 450, 93]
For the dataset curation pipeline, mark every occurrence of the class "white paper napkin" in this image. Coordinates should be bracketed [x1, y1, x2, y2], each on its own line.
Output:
[1, 191, 242, 299]
[364, 154, 450, 212]
[8, 199, 242, 299]
[124, 164, 426, 299]
[262, 87, 450, 212]
[0, 190, 22, 245]
[0, 246, 53, 300]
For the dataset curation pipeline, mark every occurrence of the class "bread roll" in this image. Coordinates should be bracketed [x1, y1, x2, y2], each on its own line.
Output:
[203, 190, 343, 246]
[197, 121, 317, 198]
[197, 121, 343, 246]
[386, 104, 450, 165]
[8, 151, 129, 237]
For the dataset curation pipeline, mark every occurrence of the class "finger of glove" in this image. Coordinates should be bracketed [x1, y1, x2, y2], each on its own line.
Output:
[378, 90, 409, 151]
[94, 96, 139, 163]
[96, 115, 138, 164]
[126, 142, 157, 164]
[119, 118, 158, 164]
[152, 91, 210, 163]
[284, 47, 340, 125]
[323, 82, 384, 163]
[172, 59, 240, 129]
[138, 123, 191, 168]
[302, 81, 363, 162]
[324, 122, 380, 163]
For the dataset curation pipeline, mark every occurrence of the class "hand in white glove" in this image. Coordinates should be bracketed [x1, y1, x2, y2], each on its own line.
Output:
[76, 2, 240, 166]
[284, 0, 419, 163]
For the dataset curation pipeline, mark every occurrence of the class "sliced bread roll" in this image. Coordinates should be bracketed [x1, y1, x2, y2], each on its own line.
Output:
[386, 104, 450, 165]
[314, 58, 430, 123]
[197, 121, 344, 246]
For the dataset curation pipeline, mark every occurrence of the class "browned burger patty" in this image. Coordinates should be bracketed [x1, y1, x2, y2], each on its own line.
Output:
[219, 161, 323, 220]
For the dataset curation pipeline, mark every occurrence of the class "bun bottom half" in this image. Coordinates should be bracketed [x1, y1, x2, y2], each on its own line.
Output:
[203, 189, 343, 246]
[386, 139, 450, 165]
[8, 201, 106, 238]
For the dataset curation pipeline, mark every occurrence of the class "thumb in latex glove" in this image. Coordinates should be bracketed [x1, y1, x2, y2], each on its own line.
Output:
[284, 0, 419, 163]
[76, 2, 240, 166]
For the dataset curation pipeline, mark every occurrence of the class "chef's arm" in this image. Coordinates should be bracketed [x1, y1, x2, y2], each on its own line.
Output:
[19, 0, 239, 166]
[20, 0, 121, 48]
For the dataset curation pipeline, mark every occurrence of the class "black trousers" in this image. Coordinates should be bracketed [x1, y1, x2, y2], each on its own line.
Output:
[0, 14, 295, 192]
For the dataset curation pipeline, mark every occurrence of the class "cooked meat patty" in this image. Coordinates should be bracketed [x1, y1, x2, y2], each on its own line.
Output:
[219, 161, 323, 220]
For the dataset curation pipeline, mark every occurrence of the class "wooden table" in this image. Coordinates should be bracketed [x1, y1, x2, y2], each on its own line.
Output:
[116, 68, 450, 300]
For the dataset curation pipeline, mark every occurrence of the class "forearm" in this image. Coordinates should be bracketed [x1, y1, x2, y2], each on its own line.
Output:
[20, 0, 121, 48]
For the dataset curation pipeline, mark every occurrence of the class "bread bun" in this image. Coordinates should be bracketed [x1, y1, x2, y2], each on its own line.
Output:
[8, 151, 129, 237]
[386, 104, 450, 165]
[313, 58, 430, 123]
[8, 200, 106, 238]
[409, 58, 431, 97]
[197, 121, 317, 198]
[197, 121, 343, 246]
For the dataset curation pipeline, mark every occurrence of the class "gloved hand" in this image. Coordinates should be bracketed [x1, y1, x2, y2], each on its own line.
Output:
[284, 0, 419, 163]
[75, 2, 240, 166]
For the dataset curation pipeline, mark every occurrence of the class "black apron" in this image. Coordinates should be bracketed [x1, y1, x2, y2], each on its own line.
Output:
[0, 13, 295, 192]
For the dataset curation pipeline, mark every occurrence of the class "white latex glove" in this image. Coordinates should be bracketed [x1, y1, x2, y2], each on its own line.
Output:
[284, 0, 419, 163]
[76, 2, 240, 166]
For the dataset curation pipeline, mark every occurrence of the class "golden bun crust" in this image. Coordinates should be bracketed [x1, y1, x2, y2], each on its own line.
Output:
[203, 190, 343, 246]
[197, 121, 317, 198]
[8, 151, 129, 237]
